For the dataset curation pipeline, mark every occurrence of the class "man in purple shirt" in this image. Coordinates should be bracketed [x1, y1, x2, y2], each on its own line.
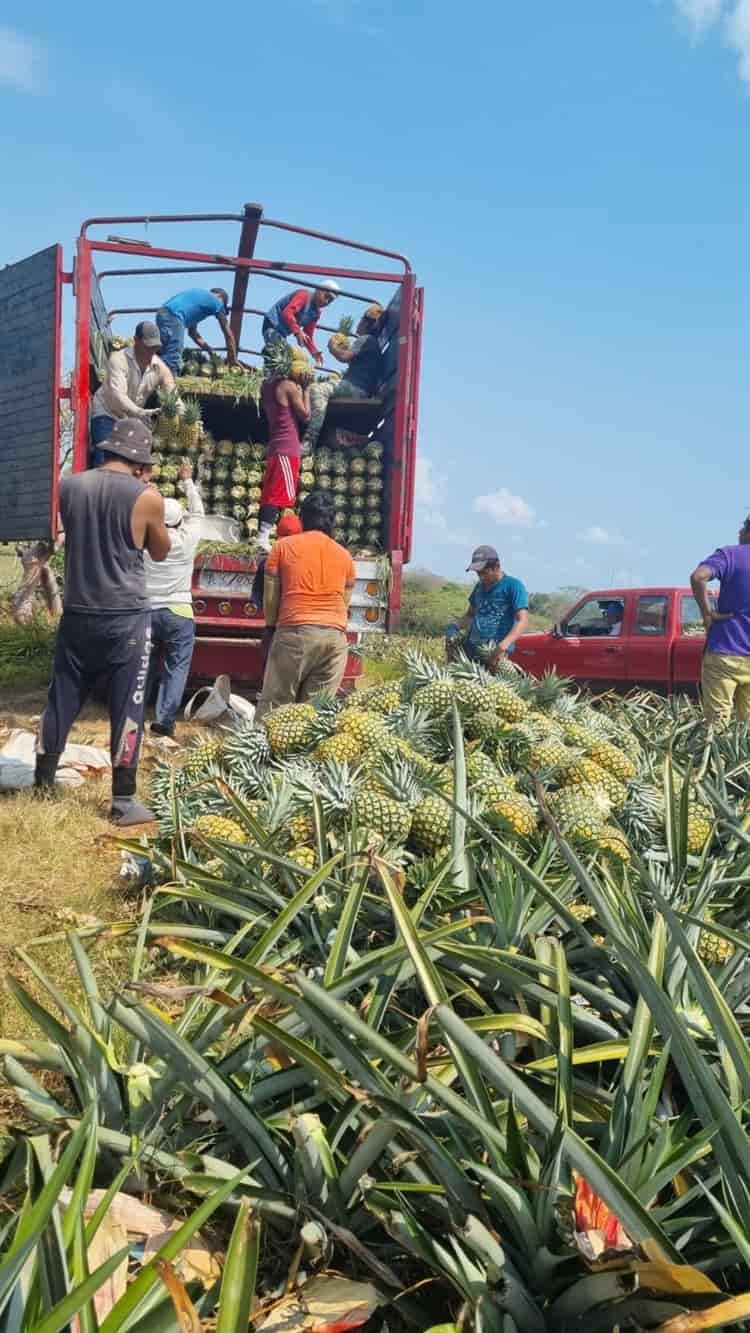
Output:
[690, 517, 750, 726]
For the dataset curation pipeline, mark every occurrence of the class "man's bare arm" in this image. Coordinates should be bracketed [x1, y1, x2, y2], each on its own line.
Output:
[133, 488, 170, 561]
[691, 564, 731, 629]
[263, 570, 281, 626]
[187, 323, 212, 353]
[217, 311, 238, 366]
[284, 382, 312, 426]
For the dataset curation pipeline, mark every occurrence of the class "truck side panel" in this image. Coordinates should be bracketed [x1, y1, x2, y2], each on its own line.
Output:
[0, 245, 62, 541]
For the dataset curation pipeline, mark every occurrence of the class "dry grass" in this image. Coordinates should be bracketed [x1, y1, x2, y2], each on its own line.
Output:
[0, 682, 211, 1126]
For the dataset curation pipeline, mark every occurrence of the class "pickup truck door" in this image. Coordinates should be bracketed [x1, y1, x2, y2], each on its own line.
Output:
[625, 593, 671, 685]
[0, 246, 63, 541]
[672, 594, 708, 690]
[545, 594, 628, 685]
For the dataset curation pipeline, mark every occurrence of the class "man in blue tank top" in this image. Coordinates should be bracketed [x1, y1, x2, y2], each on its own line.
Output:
[35, 419, 171, 825]
[155, 288, 238, 375]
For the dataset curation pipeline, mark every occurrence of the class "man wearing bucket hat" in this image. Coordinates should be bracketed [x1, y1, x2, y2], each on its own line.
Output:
[145, 460, 206, 739]
[35, 419, 170, 824]
[445, 545, 529, 672]
[262, 280, 340, 366]
[90, 321, 175, 467]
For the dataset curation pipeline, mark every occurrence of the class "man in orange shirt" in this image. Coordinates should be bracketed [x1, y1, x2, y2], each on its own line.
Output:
[255, 491, 356, 719]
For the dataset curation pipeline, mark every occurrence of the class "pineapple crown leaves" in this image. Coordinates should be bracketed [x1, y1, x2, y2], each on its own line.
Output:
[361, 752, 430, 809]
[384, 702, 443, 757]
[336, 315, 355, 336]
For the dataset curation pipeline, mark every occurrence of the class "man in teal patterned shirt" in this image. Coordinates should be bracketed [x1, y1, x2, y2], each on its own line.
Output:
[446, 545, 529, 672]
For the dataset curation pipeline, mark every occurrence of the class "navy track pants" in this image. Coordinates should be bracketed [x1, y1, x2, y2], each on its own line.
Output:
[39, 611, 152, 768]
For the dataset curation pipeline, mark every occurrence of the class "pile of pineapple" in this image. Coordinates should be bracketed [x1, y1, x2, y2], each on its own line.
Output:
[150, 385, 386, 549]
[150, 651, 727, 960]
[177, 348, 264, 403]
[308, 439, 385, 549]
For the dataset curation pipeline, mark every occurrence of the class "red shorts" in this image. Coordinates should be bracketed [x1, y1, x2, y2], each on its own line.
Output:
[261, 453, 300, 508]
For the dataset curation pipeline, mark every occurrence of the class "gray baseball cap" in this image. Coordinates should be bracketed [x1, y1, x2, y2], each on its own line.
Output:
[101, 417, 155, 465]
[466, 544, 499, 572]
[135, 320, 162, 348]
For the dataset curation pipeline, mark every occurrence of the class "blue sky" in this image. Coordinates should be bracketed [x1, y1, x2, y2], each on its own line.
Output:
[2, 0, 750, 591]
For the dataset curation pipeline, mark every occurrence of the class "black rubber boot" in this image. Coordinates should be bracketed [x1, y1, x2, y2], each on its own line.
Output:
[34, 752, 62, 793]
[110, 766, 156, 826]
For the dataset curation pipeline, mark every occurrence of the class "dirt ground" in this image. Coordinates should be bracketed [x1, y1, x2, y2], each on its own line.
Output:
[0, 680, 207, 1080]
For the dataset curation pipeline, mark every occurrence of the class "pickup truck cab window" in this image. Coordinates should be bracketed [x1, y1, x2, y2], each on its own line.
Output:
[681, 595, 709, 636]
[636, 595, 668, 635]
[563, 596, 624, 638]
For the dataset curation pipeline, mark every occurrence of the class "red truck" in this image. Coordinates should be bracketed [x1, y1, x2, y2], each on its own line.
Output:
[515, 588, 710, 692]
[0, 203, 423, 691]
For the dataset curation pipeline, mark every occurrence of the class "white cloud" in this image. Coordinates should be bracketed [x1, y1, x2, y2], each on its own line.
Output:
[413, 457, 468, 547]
[727, 0, 750, 80]
[673, 0, 750, 83]
[578, 524, 624, 546]
[0, 26, 40, 91]
[674, 0, 724, 35]
[473, 488, 536, 528]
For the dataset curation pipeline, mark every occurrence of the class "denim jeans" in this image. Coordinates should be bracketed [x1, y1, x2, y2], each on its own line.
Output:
[146, 608, 196, 733]
[90, 414, 116, 467]
[262, 321, 285, 347]
[155, 308, 186, 375]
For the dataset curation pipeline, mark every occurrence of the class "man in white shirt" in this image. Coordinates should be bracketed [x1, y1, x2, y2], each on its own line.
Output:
[91, 322, 175, 466]
[144, 461, 205, 737]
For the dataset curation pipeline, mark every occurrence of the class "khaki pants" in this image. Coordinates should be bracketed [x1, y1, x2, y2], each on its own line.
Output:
[701, 651, 750, 727]
[255, 626, 348, 720]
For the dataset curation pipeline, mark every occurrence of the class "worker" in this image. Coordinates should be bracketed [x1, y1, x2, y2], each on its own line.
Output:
[255, 347, 313, 555]
[304, 304, 385, 451]
[145, 461, 205, 739]
[90, 321, 174, 466]
[262, 281, 340, 366]
[445, 545, 529, 671]
[155, 288, 238, 376]
[691, 517, 750, 727]
[328, 304, 385, 398]
[35, 419, 170, 824]
[249, 513, 304, 670]
[255, 490, 356, 720]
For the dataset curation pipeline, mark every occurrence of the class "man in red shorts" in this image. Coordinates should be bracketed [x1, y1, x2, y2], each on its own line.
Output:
[256, 353, 313, 554]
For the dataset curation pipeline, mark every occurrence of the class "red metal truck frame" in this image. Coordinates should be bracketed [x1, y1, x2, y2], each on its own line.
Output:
[60, 205, 422, 688]
[69, 206, 419, 566]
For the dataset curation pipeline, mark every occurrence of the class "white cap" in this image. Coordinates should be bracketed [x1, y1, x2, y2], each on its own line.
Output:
[164, 498, 183, 527]
[320, 279, 340, 293]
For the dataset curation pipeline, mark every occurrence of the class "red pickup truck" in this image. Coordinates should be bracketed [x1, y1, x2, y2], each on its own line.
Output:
[514, 588, 710, 692]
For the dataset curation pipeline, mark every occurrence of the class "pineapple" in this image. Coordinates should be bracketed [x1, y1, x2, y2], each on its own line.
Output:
[178, 398, 202, 450]
[412, 679, 456, 717]
[354, 789, 412, 844]
[158, 388, 181, 442]
[287, 813, 315, 847]
[482, 777, 522, 806]
[487, 795, 538, 839]
[586, 738, 636, 783]
[410, 795, 451, 855]
[349, 477, 366, 496]
[485, 681, 528, 723]
[179, 736, 225, 780]
[466, 751, 504, 785]
[315, 731, 362, 764]
[338, 709, 389, 749]
[217, 439, 235, 458]
[331, 452, 349, 475]
[698, 919, 735, 965]
[687, 803, 713, 854]
[365, 440, 384, 462]
[300, 469, 315, 489]
[569, 900, 597, 923]
[366, 477, 384, 494]
[564, 760, 628, 811]
[263, 704, 319, 757]
[288, 846, 317, 873]
[317, 473, 333, 492]
[190, 814, 247, 845]
[547, 786, 613, 842]
[349, 455, 367, 475]
[329, 315, 355, 354]
[365, 493, 381, 512]
[596, 825, 632, 865]
[525, 739, 575, 775]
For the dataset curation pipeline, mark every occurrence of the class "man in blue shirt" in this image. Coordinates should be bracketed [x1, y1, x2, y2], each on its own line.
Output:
[447, 544, 529, 671]
[155, 288, 238, 375]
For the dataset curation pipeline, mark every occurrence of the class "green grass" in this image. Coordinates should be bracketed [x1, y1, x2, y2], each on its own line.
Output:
[0, 609, 56, 688]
